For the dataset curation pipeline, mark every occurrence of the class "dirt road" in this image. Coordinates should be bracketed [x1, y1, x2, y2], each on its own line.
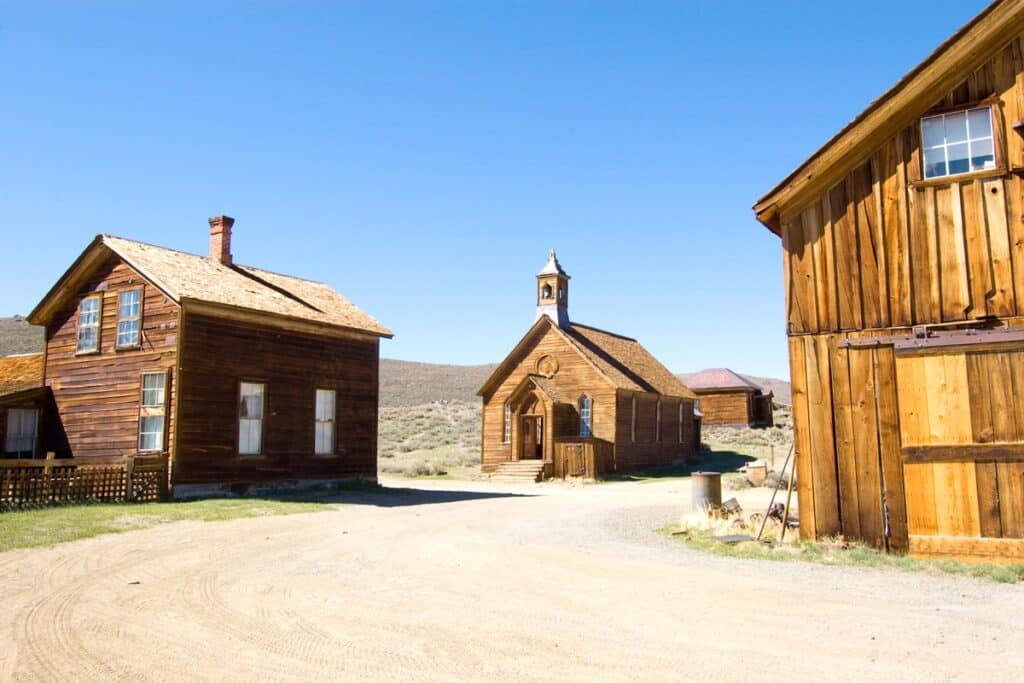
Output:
[1, 478, 1021, 682]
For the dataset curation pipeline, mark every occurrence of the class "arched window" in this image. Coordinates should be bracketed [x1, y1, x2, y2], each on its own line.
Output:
[503, 401, 512, 443]
[541, 284, 553, 299]
[579, 395, 592, 437]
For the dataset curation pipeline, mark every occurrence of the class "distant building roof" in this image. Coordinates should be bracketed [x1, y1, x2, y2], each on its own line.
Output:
[685, 368, 763, 392]
[29, 235, 392, 338]
[0, 353, 44, 396]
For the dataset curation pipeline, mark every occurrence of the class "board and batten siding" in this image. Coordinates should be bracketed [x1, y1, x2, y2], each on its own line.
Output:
[174, 312, 380, 487]
[44, 254, 179, 460]
[781, 36, 1024, 558]
[613, 391, 696, 470]
[693, 391, 753, 426]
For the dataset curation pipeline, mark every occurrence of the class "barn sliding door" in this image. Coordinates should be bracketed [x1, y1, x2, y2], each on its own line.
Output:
[895, 346, 1024, 563]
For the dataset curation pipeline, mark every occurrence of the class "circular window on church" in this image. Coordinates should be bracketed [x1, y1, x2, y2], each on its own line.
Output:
[536, 355, 559, 378]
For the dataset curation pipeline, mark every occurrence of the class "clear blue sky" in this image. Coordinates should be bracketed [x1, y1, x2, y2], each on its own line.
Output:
[0, 0, 990, 378]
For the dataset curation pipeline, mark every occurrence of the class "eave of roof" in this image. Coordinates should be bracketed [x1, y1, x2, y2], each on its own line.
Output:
[753, 0, 1024, 234]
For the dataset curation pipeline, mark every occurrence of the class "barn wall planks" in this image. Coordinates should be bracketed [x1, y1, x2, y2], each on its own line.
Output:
[44, 254, 179, 460]
[693, 391, 753, 426]
[175, 312, 380, 486]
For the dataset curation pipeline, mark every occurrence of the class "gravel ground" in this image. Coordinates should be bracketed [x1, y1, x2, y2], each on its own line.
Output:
[0, 477, 1021, 682]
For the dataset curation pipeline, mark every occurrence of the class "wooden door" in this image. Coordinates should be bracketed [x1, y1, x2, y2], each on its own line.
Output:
[895, 347, 1024, 562]
[521, 418, 541, 460]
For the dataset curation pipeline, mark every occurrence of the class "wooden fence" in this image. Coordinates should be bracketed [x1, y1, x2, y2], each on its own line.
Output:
[0, 453, 168, 510]
[552, 438, 614, 479]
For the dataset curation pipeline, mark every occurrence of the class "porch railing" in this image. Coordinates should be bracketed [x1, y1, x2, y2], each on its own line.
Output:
[0, 452, 169, 510]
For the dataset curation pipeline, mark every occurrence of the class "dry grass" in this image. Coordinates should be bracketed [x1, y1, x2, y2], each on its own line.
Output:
[377, 400, 483, 478]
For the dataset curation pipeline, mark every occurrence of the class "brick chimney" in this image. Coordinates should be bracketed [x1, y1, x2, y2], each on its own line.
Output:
[208, 215, 235, 265]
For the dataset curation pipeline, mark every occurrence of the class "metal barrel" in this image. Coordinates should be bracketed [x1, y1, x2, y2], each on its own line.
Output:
[691, 471, 722, 512]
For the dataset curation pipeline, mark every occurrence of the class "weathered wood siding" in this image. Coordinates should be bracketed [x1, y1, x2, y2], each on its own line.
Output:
[613, 392, 696, 470]
[480, 325, 616, 472]
[781, 37, 1024, 555]
[44, 254, 179, 460]
[694, 391, 753, 426]
[175, 312, 380, 487]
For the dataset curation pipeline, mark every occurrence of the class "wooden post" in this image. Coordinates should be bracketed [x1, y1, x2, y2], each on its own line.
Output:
[44, 451, 55, 505]
[125, 455, 135, 502]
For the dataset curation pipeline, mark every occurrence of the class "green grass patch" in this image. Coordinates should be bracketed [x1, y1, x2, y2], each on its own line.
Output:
[662, 525, 1024, 584]
[0, 498, 331, 554]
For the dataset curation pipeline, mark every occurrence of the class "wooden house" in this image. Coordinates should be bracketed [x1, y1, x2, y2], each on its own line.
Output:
[18, 215, 392, 497]
[0, 353, 52, 459]
[754, 0, 1024, 562]
[686, 368, 774, 428]
[478, 251, 698, 481]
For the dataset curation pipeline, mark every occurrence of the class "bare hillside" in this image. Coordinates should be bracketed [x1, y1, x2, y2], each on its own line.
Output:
[379, 359, 497, 406]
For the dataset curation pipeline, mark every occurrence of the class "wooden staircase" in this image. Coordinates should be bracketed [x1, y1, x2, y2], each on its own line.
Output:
[489, 460, 545, 483]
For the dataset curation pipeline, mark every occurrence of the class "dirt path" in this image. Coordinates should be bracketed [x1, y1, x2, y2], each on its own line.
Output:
[0, 478, 1021, 682]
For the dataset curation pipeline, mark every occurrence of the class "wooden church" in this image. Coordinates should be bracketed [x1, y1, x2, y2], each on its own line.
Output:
[478, 251, 699, 481]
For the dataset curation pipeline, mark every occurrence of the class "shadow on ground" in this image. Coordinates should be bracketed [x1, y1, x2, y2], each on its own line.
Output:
[186, 481, 535, 508]
[599, 448, 757, 482]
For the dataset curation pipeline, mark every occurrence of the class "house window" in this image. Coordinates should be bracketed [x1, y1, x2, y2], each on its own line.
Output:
[631, 395, 636, 443]
[116, 289, 142, 348]
[656, 399, 662, 442]
[76, 296, 101, 353]
[138, 372, 166, 452]
[579, 395, 592, 438]
[315, 389, 336, 455]
[239, 382, 265, 455]
[5, 408, 38, 458]
[921, 106, 995, 179]
[503, 401, 511, 443]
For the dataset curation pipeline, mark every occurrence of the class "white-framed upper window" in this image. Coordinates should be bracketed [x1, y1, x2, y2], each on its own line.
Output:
[76, 296, 101, 353]
[503, 401, 512, 443]
[116, 289, 142, 348]
[315, 388, 336, 455]
[630, 395, 637, 443]
[138, 372, 167, 452]
[239, 382, 265, 455]
[5, 408, 38, 458]
[579, 395, 592, 438]
[921, 106, 996, 180]
[655, 399, 662, 442]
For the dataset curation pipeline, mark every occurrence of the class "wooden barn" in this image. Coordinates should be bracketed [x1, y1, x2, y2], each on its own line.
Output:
[478, 251, 699, 482]
[685, 368, 774, 428]
[15, 215, 392, 498]
[754, 0, 1024, 562]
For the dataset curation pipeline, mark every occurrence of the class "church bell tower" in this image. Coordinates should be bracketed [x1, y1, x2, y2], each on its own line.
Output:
[535, 249, 570, 328]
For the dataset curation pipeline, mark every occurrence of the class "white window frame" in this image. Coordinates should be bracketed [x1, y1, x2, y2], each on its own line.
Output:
[315, 388, 337, 455]
[503, 401, 512, 444]
[655, 399, 662, 442]
[116, 288, 142, 348]
[76, 295, 102, 354]
[579, 395, 592, 438]
[238, 382, 266, 456]
[630, 395, 636, 443]
[5, 408, 39, 458]
[138, 372, 167, 453]
[921, 106, 996, 180]
[678, 402, 684, 444]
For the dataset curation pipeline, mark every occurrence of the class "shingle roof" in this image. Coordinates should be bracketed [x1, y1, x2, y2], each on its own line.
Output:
[32, 235, 392, 338]
[537, 250, 570, 278]
[564, 323, 695, 399]
[685, 368, 762, 392]
[0, 353, 44, 396]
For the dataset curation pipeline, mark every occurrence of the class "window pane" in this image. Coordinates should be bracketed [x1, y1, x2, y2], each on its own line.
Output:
[139, 416, 164, 451]
[968, 107, 992, 139]
[119, 290, 140, 318]
[944, 112, 968, 144]
[922, 147, 946, 179]
[316, 389, 336, 421]
[141, 373, 166, 407]
[947, 142, 970, 175]
[77, 326, 98, 352]
[315, 422, 334, 454]
[970, 138, 995, 171]
[117, 319, 140, 346]
[921, 116, 944, 148]
[240, 383, 264, 419]
[239, 418, 262, 454]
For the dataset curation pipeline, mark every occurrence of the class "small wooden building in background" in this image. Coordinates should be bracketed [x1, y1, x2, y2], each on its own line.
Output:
[685, 368, 774, 428]
[754, 0, 1024, 562]
[15, 215, 392, 497]
[478, 251, 698, 482]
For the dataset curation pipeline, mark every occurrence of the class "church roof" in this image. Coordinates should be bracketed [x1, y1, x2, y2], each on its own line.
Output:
[537, 250, 570, 278]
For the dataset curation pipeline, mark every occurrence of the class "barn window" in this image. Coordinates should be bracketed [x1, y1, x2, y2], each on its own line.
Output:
[76, 295, 101, 353]
[315, 389, 336, 455]
[138, 372, 166, 452]
[579, 395, 592, 437]
[655, 399, 662, 442]
[503, 401, 511, 443]
[630, 395, 637, 443]
[5, 409, 38, 458]
[116, 289, 142, 348]
[921, 106, 995, 179]
[238, 382, 265, 455]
